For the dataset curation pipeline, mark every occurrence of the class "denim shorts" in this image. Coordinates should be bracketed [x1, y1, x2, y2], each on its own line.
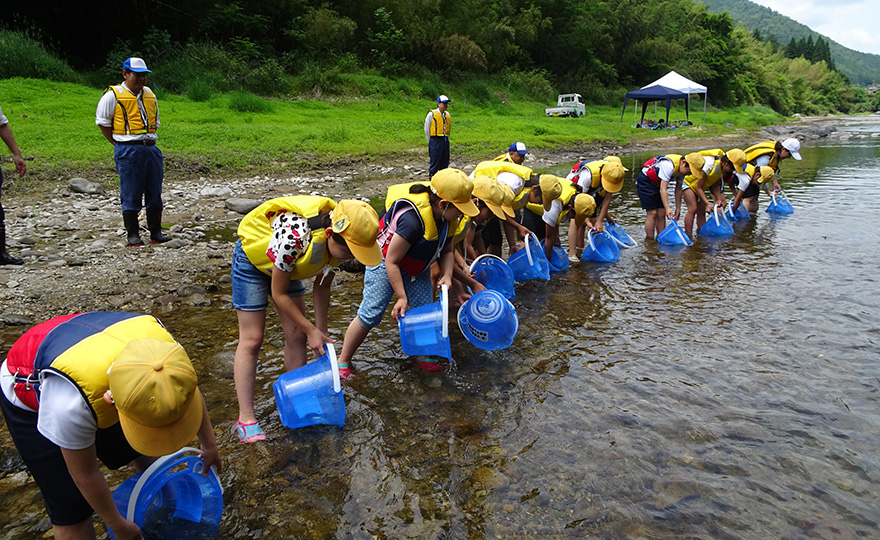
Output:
[231, 241, 305, 311]
[356, 260, 434, 329]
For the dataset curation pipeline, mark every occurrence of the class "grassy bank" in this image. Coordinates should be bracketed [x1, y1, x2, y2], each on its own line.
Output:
[0, 77, 787, 193]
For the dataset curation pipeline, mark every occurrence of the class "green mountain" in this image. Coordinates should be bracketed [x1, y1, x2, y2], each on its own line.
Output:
[701, 0, 880, 85]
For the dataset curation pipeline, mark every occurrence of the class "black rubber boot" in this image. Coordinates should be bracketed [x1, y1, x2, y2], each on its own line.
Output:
[123, 211, 145, 247]
[0, 222, 23, 265]
[146, 209, 171, 243]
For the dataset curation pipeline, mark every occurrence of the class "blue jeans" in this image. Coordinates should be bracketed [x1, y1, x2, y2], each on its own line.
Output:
[231, 241, 305, 311]
[114, 143, 164, 212]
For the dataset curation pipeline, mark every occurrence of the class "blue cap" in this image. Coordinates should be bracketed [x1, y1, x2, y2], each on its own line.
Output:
[123, 57, 151, 73]
[509, 142, 528, 154]
[437, 95, 450, 103]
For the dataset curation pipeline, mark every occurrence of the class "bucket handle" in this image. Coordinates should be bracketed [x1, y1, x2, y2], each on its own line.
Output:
[675, 226, 690, 246]
[713, 205, 721, 226]
[468, 253, 503, 274]
[440, 284, 449, 339]
[522, 233, 534, 266]
[325, 343, 340, 393]
[125, 446, 222, 522]
[587, 229, 597, 252]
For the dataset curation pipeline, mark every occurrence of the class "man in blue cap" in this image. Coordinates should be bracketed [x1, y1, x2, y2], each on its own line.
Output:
[424, 95, 451, 177]
[96, 57, 171, 247]
[495, 141, 529, 165]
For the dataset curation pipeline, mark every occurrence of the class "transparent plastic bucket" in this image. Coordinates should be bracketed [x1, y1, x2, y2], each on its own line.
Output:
[469, 254, 515, 300]
[605, 221, 636, 248]
[657, 220, 693, 246]
[699, 206, 734, 237]
[507, 233, 550, 282]
[541, 240, 570, 272]
[457, 289, 518, 351]
[582, 230, 620, 262]
[397, 284, 452, 360]
[111, 448, 222, 540]
[273, 343, 345, 429]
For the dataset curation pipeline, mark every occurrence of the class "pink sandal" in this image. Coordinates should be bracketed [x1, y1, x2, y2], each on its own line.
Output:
[235, 420, 266, 443]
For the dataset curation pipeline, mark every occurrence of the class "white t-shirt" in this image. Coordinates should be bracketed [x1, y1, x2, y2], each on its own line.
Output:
[0, 360, 98, 449]
[496, 171, 524, 196]
[0, 104, 8, 126]
[542, 199, 564, 226]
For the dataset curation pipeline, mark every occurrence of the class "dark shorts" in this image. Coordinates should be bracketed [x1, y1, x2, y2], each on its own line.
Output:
[519, 208, 546, 240]
[480, 219, 503, 247]
[591, 194, 606, 218]
[635, 172, 663, 210]
[742, 182, 759, 199]
[1, 393, 140, 526]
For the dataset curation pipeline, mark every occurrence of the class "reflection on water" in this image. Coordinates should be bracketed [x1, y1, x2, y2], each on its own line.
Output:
[2, 119, 880, 538]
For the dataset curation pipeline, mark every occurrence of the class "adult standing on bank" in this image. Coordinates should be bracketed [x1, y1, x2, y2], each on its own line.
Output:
[0, 103, 27, 265]
[96, 57, 170, 247]
[425, 95, 451, 177]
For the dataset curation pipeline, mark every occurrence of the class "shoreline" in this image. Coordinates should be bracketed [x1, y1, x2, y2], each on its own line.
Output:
[0, 115, 842, 332]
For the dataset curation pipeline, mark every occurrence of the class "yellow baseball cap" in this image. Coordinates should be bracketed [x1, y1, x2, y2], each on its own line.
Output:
[600, 162, 626, 194]
[431, 168, 479, 217]
[109, 339, 203, 457]
[472, 175, 508, 220]
[499, 184, 516, 217]
[539, 174, 562, 211]
[331, 200, 382, 266]
[684, 153, 706, 177]
[604, 155, 623, 166]
[573, 194, 596, 227]
[757, 165, 776, 184]
[726, 149, 746, 174]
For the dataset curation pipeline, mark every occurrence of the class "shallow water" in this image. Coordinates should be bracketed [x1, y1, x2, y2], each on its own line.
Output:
[2, 119, 880, 539]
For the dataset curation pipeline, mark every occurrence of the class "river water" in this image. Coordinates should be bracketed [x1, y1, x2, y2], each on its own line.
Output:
[1, 118, 879, 539]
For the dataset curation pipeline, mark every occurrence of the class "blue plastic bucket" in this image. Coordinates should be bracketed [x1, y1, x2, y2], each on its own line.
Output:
[724, 204, 750, 222]
[273, 343, 345, 429]
[699, 207, 734, 237]
[657, 220, 693, 246]
[507, 233, 550, 282]
[457, 289, 518, 350]
[397, 284, 452, 360]
[766, 191, 794, 214]
[541, 240, 570, 272]
[605, 221, 636, 248]
[111, 448, 222, 540]
[582, 230, 620, 262]
[469, 254, 515, 300]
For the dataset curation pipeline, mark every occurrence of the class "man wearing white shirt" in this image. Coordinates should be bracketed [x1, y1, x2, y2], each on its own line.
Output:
[96, 57, 170, 247]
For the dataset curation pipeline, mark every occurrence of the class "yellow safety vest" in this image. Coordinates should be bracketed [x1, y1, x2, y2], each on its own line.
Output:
[684, 149, 724, 190]
[47, 314, 177, 428]
[452, 215, 471, 245]
[473, 161, 533, 210]
[238, 196, 338, 279]
[493, 153, 513, 162]
[428, 109, 451, 137]
[523, 182, 577, 226]
[109, 85, 158, 135]
[744, 142, 780, 171]
[384, 183, 457, 242]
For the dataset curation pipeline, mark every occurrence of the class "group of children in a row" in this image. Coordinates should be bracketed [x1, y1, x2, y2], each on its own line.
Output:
[230, 138, 803, 443]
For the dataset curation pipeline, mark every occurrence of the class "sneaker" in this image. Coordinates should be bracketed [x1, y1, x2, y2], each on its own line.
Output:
[235, 420, 266, 443]
[568, 255, 580, 262]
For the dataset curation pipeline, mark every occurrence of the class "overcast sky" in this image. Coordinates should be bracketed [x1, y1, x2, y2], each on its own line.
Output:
[748, 0, 880, 56]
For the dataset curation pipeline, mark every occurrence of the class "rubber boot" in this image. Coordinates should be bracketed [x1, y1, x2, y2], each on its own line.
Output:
[123, 211, 145, 247]
[146, 209, 171, 243]
[0, 222, 23, 265]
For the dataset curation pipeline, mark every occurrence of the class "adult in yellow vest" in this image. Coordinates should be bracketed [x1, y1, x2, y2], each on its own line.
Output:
[96, 57, 170, 247]
[425, 95, 452, 176]
[741, 138, 802, 213]
[0, 312, 221, 540]
[231, 197, 382, 442]
[494, 141, 529, 165]
[337, 169, 479, 377]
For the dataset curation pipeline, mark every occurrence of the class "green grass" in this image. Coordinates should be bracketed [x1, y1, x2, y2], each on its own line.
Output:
[0, 77, 788, 193]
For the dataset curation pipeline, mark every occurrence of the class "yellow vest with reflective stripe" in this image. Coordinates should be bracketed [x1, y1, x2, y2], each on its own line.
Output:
[522, 182, 577, 226]
[428, 109, 451, 137]
[109, 85, 158, 135]
[238, 196, 338, 278]
[472, 161, 533, 198]
[452, 215, 471, 245]
[384, 183, 457, 241]
[493, 153, 513, 162]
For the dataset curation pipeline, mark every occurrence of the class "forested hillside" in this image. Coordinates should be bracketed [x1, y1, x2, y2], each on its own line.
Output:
[701, 0, 880, 85]
[2, 0, 874, 114]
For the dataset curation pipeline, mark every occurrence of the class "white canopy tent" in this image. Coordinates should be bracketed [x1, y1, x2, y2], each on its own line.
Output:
[642, 71, 708, 125]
